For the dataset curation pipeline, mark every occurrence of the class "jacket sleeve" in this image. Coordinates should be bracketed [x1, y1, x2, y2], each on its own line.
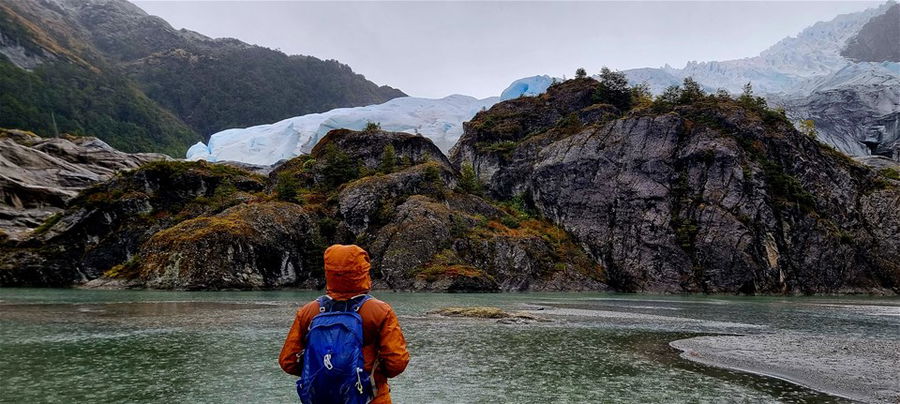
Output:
[279, 307, 309, 376]
[377, 306, 410, 378]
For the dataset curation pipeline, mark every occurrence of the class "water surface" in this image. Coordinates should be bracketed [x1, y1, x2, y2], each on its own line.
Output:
[1, 289, 897, 403]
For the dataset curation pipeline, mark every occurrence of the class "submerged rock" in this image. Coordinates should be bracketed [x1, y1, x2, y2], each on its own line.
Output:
[428, 306, 548, 323]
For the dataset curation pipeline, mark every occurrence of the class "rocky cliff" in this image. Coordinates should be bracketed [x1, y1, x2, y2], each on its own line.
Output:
[451, 78, 900, 294]
[0, 128, 166, 240]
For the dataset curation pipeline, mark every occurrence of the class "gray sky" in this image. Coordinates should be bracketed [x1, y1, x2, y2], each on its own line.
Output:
[134, 1, 882, 98]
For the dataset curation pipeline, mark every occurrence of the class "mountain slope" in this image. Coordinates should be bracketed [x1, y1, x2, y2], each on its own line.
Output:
[0, 0, 404, 155]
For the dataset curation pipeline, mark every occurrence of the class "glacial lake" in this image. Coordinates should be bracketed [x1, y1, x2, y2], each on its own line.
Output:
[1, 289, 897, 403]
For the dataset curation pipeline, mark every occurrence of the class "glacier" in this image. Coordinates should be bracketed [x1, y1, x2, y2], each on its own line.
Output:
[186, 75, 553, 165]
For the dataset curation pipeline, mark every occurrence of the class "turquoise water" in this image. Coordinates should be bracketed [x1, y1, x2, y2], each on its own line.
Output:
[1, 289, 897, 403]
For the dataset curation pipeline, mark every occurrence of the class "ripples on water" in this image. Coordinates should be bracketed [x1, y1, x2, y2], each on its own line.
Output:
[1, 290, 896, 403]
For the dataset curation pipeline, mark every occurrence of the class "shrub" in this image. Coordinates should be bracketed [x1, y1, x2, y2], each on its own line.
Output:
[594, 67, 632, 111]
[320, 143, 359, 189]
[457, 163, 483, 195]
[275, 172, 300, 202]
[799, 120, 817, 138]
[365, 121, 381, 132]
[879, 167, 900, 180]
[630, 83, 654, 109]
[379, 144, 397, 174]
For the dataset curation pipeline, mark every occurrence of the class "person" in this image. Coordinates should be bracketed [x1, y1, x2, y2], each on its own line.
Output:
[279, 244, 409, 404]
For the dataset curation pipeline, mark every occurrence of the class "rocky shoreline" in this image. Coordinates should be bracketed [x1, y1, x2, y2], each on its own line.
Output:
[671, 334, 900, 403]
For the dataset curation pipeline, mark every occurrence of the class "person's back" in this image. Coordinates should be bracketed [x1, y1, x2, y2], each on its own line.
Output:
[279, 244, 409, 404]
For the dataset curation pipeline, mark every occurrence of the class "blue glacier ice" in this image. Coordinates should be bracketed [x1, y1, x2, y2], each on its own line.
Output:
[500, 75, 554, 100]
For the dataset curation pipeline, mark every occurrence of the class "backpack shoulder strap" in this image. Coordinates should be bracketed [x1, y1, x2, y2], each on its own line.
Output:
[315, 294, 371, 313]
[315, 295, 333, 313]
[350, 294, 373, 312]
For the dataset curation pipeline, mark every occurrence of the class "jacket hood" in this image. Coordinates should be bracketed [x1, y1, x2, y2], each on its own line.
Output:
[324, 244, 372, 299]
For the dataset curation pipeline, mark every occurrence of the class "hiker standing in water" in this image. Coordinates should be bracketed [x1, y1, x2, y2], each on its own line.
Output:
[279, 244, 410, 404]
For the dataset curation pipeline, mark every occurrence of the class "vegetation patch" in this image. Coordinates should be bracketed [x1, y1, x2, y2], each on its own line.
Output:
[31, 213, 62, 235]
[103, 256, 142, 280]
[475, 140, 518, 157]
[879, 168, 900, 181]
[429, 306, 547, 322]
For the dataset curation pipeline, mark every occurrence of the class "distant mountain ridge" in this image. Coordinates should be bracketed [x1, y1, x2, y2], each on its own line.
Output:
[622, 2, 899, 159]
[623, 3, 895, 94]
[0, 0, 405, 156]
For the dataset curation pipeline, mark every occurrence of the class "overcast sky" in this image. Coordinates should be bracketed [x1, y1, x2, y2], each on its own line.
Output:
[134, 1, 881, 99]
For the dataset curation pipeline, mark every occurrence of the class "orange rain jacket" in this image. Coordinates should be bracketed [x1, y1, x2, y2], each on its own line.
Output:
[279, 244, 410, 404]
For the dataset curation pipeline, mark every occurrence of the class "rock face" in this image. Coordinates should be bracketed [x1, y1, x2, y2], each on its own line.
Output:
[0, 129, 167, 240]
[1, 129, 603, 291]
[0, 160, 266, 286]
[312, 129, 454, 172]
[139, 202, 322, 290]
[452, 78, 900, 294]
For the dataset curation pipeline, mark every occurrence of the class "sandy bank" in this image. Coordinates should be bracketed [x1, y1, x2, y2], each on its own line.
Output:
[671, 334, 900, 403]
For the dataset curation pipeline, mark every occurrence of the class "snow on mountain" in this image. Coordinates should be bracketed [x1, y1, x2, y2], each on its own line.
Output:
[624, 3, 894, 94]
[622, 2, 899, 160]
[186, 75, 554, 165]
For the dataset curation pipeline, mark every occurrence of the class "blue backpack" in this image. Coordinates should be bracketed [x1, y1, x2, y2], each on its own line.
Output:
[297, 294, 374, 404]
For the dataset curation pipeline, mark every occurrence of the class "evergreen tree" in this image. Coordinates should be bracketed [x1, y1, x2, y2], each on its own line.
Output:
[678, 77, 705, 104]
[457, 163, 483, 195]
[594, 67, 633, 111]
[321, 143, 359, 188]
[379, 144, 397, 173]
[275, 172, 300, 202]
[575, 68, 587, 79]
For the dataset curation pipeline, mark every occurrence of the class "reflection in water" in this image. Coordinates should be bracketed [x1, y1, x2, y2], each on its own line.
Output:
[1, 290, 895, 403]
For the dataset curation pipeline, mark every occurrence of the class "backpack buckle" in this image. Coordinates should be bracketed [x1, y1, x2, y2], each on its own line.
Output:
[323, 353, 333, 370]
